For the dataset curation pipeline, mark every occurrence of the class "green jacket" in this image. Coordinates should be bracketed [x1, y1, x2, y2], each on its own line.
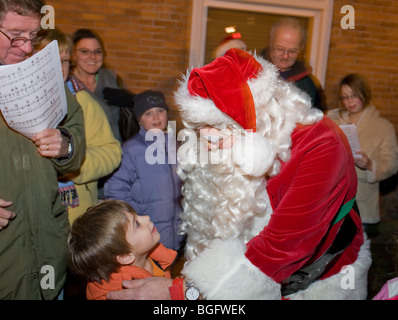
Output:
[0, 88, 86, 299]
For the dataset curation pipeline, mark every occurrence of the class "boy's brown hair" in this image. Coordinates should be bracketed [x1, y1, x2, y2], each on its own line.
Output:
[67, 200, 136, 283]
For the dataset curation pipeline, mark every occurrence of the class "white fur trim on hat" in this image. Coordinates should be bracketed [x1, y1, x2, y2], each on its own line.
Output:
[175, 73, 238, 130]
[214, 39, 247, 59]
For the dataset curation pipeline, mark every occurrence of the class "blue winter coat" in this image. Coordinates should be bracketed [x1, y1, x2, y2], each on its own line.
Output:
[104, 127, 184, 250]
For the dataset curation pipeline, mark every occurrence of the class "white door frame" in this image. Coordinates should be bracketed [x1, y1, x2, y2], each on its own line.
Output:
[189, 0, 334, 87]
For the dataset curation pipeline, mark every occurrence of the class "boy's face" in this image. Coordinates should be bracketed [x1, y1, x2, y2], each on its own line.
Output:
[139, 107, 168, 132]
[124, 212, 160, 257]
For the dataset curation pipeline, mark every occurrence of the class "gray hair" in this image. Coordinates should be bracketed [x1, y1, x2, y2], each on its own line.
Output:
[0, 0, 45, 23]
[270, 17, 306, 48]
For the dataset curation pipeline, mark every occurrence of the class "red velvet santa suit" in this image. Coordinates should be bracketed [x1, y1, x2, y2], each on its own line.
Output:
[176, 49, 371, 300]
[246, 117, 364, 284]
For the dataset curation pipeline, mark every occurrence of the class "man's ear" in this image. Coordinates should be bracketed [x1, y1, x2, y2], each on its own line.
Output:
[117, 253, 136, 265]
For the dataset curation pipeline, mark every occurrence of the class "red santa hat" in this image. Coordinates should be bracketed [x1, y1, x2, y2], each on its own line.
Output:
[213, 33, 247, 58]
[187, 48, 263, 132]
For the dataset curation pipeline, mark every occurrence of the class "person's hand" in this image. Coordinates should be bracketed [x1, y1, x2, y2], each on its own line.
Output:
[106, 277, 173, 300]
[354, 151, 372, 171]
[32, 129, 69, 158]
[0, 199, 15, 231]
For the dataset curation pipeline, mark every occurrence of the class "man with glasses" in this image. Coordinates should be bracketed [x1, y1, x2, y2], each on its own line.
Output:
[0, 0, 86, 299]
[262, 17, 325, 111]
[0, 28, 43, 63]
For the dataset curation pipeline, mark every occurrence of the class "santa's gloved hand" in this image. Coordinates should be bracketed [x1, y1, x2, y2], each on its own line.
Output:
[103, 87, 135, 108]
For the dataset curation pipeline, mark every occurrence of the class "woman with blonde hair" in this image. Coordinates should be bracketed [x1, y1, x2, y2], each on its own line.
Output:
[36, 28, 122, 223]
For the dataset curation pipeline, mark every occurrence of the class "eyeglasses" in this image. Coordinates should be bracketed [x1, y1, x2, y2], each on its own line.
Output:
[340, 94, 359, 102]
[0, 29, 44, 47]
[272, 46, 300, 57]
[75, 48, 103, 57]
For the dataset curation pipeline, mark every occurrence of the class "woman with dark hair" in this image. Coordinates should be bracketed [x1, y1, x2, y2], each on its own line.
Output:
[71, 28, 124, 143]
[328, 73, 398, 232]
[70, 28, 137, 198]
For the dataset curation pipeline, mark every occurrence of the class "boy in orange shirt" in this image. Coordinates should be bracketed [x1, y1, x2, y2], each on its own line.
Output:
[67, 200, 177, 300]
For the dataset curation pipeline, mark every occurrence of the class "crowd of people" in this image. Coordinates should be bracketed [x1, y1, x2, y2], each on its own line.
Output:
[0, 0, 397, 300]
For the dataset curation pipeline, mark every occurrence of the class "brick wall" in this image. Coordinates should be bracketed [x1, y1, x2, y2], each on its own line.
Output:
[326, 0, 398, 131]
[48, 0, 398, 132]
[48, 0, 192, 123]
[328, 0, 398, 214]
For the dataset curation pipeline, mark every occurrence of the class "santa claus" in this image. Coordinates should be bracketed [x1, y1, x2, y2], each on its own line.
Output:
[174, 48, 371, 300]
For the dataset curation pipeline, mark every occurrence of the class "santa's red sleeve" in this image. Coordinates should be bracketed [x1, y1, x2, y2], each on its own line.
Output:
[245, 117, 364, 283]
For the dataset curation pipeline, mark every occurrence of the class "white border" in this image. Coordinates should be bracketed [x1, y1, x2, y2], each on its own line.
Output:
[189, 0, 334, 87]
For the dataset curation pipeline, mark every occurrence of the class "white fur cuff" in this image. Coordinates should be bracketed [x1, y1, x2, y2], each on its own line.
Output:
[182, 238, 281, 300]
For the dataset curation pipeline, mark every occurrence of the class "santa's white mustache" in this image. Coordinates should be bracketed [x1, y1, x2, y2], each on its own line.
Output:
[144, 121, 276, 177]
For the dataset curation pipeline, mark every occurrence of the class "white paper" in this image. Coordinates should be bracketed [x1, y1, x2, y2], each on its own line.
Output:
[339, 124, 362, 159]
[0, 40, 67, 138]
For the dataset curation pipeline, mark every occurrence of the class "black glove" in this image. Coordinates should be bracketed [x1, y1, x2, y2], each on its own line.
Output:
[103, 87, 135, 108]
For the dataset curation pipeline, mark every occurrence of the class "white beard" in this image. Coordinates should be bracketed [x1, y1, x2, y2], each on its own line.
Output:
[177, 128, 275, 262]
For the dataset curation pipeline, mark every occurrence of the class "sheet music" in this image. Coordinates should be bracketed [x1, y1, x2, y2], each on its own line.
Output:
[0, 40, 67, 138]
[340, 124, 362, 159]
